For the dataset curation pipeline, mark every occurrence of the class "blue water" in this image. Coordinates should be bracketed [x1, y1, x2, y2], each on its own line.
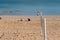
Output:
[0, 0, 60, 15]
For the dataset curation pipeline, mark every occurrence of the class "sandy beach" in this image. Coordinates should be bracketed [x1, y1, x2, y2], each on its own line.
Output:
[0, 15, 60, 40]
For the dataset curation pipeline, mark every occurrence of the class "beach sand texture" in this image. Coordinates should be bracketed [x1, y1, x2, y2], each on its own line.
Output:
[0, 16, 60, 40]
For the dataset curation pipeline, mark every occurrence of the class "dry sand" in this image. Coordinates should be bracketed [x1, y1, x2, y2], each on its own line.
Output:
[0, 16, 60, 40]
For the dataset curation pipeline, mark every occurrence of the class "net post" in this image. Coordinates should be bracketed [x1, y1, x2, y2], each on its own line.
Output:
[44, 18, 47, 40]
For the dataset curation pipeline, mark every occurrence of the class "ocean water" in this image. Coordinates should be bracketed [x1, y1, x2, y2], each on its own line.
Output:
[0, 0, 60, 15]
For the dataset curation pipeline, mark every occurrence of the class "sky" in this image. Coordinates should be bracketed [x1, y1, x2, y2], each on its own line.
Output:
[0, 0, 60, 15]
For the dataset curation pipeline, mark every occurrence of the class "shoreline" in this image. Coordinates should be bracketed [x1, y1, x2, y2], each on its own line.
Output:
[0, 15, 60, 16]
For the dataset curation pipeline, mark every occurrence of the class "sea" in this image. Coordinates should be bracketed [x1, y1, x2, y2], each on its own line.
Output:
[0, 0, 60, 15]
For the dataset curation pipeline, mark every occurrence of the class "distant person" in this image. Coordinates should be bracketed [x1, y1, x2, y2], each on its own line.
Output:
[0, 17, 2, 19]
[37, 13, 39, 16]
[20, 19, 23, 21]
[27, 18, 31, 21]
[18, 18, 23, 21]
[9, 11, 13, 13]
